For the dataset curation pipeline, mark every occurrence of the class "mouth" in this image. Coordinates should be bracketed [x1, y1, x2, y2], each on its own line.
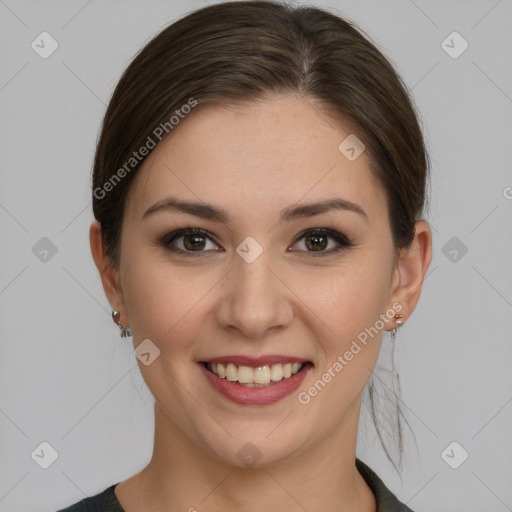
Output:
[198, 357, 313, 405]
[202, 361, 307, 387]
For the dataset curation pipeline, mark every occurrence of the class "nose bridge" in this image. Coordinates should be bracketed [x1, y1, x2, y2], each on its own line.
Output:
[235, 248, 274, 301]
[216, 245, 293, 338]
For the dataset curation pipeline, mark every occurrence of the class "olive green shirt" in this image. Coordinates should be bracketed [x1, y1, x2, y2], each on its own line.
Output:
[56, 458, 415, 511]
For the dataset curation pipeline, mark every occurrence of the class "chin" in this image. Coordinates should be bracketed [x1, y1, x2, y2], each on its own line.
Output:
[196, 423, 310, 470]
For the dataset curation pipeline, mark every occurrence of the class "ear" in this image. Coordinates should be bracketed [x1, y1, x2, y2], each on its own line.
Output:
[89, 220, 130, 328]
[387, 220, 432, 328]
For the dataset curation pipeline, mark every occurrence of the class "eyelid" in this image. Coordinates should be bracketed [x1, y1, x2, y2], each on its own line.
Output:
[291, 227, 353, 246]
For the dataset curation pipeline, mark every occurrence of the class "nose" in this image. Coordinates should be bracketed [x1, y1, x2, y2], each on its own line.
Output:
[215, 249, 294, 340]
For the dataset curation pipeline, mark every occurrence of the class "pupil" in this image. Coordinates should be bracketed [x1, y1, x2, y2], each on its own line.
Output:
[184, 235, 205, 250]
[307, 235, 326, 251]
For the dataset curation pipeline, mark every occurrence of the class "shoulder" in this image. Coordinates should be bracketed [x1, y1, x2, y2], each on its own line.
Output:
[356, 459, 416, 512]
[55, 483, 124, 512]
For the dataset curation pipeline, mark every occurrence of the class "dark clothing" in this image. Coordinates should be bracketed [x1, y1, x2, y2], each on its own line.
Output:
[56, 458, 414, 511]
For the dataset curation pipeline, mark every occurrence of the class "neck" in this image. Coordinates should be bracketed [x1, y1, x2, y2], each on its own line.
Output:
[118, 399, 376, 512]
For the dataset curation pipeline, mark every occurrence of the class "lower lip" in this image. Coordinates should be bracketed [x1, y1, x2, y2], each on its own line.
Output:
[198, 362, 312, 405]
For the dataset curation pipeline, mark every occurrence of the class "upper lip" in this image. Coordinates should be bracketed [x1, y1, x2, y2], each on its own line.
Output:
[200, 355, 310, 367]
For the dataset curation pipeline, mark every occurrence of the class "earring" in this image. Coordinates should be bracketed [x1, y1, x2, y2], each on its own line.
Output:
[112, 310, 132, 338]
[390, 313, 404, 342]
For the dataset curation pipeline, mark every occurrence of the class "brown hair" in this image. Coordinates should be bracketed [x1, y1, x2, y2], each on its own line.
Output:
[92, 0, 430, 471]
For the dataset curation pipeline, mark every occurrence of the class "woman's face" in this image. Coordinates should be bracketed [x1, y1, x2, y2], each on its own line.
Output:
[113, 93, 406, 466]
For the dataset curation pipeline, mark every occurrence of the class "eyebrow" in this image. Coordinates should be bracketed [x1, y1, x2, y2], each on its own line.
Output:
[142, 196, 368, 223]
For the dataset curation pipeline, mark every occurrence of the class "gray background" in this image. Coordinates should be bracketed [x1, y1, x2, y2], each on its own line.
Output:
[1, 0, 511, 511]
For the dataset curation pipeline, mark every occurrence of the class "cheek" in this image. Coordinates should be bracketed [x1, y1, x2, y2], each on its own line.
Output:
[309, 257, 391, 332]
[305, 283, 387, 411]
[120, 246, 216, 346]
[308, 256, 392, 379]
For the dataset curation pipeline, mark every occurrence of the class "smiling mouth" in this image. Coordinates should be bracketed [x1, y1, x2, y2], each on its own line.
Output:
[202, 361, 308, 387]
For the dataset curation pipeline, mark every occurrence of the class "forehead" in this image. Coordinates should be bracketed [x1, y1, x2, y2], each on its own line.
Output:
[124, 93, 386, 223]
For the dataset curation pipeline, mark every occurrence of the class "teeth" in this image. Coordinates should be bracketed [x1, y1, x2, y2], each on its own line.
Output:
[207, 362, 304, 386]
[238, 365, 253, 384]
[270, 363, 283, 382]
[254, 365, 270, 384]
[225, 363, 237, 382]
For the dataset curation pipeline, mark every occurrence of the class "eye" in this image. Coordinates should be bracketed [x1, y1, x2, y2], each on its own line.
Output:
[160, 226, 355, 257]
[289, 228, 355, 256]
[160, 227, 221, 256]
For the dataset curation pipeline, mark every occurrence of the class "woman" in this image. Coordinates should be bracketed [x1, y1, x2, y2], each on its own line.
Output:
[58, 1, 432, 510]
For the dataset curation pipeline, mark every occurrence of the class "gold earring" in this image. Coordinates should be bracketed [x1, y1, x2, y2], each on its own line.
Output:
[390, 314, 404, 342]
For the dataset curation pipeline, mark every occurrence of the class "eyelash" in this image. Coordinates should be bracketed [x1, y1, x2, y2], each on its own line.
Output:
[159, 226, 355, 257]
